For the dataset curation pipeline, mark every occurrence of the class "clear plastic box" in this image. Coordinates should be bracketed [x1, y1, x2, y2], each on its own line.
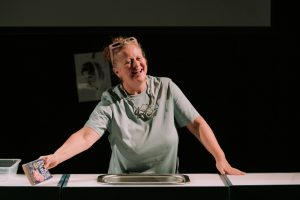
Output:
[0, 159, 21, 181]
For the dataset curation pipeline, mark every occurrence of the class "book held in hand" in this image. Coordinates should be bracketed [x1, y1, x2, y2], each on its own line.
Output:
[22, 158, 53, 185]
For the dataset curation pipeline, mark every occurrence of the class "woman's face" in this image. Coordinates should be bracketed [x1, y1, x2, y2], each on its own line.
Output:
[112, 44, 147, 86]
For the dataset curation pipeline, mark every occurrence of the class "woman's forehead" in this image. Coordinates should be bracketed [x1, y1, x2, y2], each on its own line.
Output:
[116, 44, 143, 57]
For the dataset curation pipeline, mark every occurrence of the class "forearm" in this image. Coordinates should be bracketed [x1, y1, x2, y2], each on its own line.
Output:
[187, 116, 245, 175]
[198, 121, 225, 162]
[53, 127, 100, 164]
[187, 116, 225, 162]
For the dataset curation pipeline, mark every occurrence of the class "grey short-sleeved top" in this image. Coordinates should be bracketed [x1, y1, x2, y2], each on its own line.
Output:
[85, 75, 200, 174]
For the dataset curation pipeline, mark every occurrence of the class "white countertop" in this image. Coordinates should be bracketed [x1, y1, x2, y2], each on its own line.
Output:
[64, 173, 227, 187]
[0, 174, 63, 187]
[226, 172, 300, 185]
[3, 173, 299, 187]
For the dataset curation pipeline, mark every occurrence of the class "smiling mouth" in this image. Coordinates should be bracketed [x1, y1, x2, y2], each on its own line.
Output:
[132, 69, 143, 75]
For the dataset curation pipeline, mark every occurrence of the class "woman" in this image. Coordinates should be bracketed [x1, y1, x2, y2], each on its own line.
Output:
[41, 36, 245, 175]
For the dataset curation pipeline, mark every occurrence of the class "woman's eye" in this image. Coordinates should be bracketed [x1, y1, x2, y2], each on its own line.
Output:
[137, 57, 144, 61]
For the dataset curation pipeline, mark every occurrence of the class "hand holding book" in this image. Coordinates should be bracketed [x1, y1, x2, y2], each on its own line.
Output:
[22, 158, 53, 185]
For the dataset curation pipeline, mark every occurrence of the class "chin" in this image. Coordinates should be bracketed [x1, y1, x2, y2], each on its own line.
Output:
[134, 73, 146, 81]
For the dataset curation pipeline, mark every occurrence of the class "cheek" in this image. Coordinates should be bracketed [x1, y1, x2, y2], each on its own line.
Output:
[142, 58, 147, 65]
[114, 68, 128, 78]
[142, 61, 148, 69]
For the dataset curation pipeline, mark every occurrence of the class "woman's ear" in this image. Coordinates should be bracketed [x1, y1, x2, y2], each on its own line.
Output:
[113, 68, 120, 77]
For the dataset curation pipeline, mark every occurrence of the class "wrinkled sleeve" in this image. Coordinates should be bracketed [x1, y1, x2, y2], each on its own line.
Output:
[170, 80, 200, 128]
[84, 92, 112, 137]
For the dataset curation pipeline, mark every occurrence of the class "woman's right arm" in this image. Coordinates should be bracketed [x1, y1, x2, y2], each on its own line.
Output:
[40, 126, 101, 169]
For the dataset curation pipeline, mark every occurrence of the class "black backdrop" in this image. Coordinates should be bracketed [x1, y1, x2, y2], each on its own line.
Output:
[0, 2, 298, 174]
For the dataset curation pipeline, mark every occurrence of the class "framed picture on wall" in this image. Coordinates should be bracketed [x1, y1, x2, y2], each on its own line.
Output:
[74, 51, 111, 102]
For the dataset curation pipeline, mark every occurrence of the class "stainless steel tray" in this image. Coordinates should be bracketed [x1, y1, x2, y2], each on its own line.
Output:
[97, 174, 190, 185]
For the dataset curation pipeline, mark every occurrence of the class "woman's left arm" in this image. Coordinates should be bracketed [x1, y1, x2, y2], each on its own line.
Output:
[186, 115, 245, 175]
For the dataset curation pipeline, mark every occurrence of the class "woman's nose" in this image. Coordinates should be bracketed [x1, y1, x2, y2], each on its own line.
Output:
[130, 58, 138, 67]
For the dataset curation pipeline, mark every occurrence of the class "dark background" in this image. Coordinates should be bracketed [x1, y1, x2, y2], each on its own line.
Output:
[0, 1, 298, 174]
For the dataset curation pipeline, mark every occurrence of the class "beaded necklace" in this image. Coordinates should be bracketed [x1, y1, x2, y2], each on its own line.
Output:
[121, 80, 158, 121]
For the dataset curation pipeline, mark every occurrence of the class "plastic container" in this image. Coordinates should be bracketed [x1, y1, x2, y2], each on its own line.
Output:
[0, 159, 21, 181]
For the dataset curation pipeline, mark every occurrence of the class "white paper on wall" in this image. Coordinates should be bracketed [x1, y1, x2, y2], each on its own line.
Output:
[74, 51, 111, 102]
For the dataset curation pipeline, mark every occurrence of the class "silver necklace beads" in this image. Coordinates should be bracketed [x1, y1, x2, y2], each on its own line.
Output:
[121, 81, 158, 121]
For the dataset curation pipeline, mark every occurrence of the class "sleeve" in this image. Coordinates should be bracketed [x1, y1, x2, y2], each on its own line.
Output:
[84, 91, 112, 137]
[170, 79, 200, 128]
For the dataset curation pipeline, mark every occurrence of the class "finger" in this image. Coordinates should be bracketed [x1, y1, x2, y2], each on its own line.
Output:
[227, 167, 246, 175]
[219, 167, 226, 175]
[43, 157, 51, 169]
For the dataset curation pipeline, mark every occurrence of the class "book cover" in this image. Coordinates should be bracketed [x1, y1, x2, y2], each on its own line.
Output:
[22, 158, 53, 185]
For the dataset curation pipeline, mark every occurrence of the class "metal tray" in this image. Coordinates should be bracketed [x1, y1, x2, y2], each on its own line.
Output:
[97, 174, 190, 185]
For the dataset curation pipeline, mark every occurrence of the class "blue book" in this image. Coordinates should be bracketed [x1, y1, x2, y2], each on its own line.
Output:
[22, 158, 53, 185]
